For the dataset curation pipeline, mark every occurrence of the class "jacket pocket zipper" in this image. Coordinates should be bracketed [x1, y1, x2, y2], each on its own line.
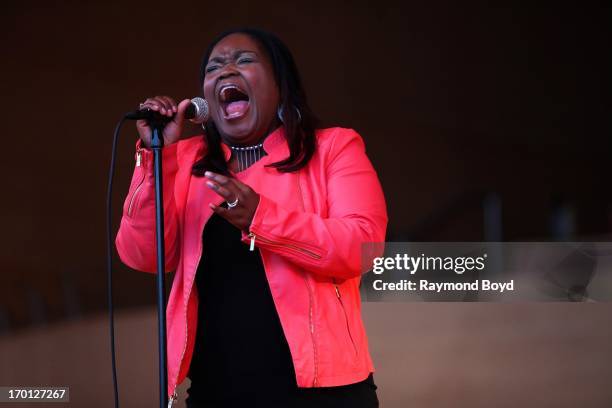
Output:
[127, 180, 145, 217]
[247, 232, 322, 259]
[127, 149, 145, 217]
[334, 280, 358, 356]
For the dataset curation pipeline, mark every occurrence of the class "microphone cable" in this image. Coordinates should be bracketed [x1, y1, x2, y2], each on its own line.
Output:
[106, 117, 127, 408]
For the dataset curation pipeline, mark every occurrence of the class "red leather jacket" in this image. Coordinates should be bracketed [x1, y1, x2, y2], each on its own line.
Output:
[115, 126, 388, 405]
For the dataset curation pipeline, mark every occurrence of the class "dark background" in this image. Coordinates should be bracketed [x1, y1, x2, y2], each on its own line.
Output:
[0, 0, 610, 367]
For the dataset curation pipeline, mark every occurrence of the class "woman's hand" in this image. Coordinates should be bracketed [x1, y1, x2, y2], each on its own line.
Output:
[136, 96, 193, 148]
[204, 171, 260, 231]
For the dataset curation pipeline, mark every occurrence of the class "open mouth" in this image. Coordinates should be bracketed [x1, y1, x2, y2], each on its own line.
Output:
[218, 84, 250, 120]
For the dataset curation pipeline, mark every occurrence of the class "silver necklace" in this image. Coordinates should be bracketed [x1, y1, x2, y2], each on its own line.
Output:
[229, 142, 266, 172]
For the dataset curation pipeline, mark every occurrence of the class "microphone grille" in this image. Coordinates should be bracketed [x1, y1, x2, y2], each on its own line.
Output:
[190, 97, 209, 124]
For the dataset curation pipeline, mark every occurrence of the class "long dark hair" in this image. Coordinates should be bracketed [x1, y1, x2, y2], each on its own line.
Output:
[192, 28, 318, 177]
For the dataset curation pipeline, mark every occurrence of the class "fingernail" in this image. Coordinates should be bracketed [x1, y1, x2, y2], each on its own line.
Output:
[173, 106, 177, 112]
[204, 171, 212, 178]
[206, 181, 215, 189]
[209, 203, 216, 209]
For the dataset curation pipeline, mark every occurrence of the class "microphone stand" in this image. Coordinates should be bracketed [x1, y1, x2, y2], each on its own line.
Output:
[149, 117, 169, 408]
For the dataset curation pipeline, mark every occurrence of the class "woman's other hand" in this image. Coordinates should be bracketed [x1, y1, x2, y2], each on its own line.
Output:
[204, 171, 260, 231]
[136, 96, 192, 148]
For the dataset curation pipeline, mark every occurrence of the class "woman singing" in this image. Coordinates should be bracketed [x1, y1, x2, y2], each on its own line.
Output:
[116, 28, 388, 408]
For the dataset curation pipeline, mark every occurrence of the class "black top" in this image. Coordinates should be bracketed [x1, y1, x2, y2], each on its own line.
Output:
[186, 211, 297, 405]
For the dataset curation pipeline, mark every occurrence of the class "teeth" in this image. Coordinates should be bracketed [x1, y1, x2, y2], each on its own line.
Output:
[220, 84, 238, 92]
[219, 84, 242, 102]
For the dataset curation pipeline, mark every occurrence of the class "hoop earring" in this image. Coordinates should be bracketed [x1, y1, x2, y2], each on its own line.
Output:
[277, 105, 302, 124]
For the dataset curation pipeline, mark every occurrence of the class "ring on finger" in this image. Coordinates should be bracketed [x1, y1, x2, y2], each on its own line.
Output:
[226, 197, 239, 208]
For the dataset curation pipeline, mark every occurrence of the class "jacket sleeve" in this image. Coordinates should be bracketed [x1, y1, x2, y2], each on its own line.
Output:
[115, 140, 180, 273]
[241, 128, 388, 280]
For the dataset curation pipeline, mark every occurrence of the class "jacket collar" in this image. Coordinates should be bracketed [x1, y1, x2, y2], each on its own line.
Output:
[219, 126, 289, 162]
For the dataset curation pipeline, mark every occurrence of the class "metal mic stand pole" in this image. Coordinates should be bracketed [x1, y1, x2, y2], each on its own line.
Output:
[149, 118, 169, 408]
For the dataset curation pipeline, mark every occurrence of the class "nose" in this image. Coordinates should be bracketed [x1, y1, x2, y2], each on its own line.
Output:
[218, 63, 239, 80]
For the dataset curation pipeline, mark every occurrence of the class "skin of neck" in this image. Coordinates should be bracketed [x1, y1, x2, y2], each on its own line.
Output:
[220, 114, 281, 148]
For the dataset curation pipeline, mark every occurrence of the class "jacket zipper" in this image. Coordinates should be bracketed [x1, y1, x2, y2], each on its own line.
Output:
[167, 391, 177, 408]
[294, 172, 319, 386]
[333, 279, 358, 356]
[304, 275, 319, 386]
[169, 224, 207, 406]
[247, 232, 322, 259]
[247, 230, 320, 386]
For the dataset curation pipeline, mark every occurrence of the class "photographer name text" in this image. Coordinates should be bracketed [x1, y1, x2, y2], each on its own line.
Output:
[372, 279, 514, 293]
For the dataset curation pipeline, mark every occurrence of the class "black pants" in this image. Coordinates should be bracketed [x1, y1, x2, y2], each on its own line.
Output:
[185, 373, 379, 408]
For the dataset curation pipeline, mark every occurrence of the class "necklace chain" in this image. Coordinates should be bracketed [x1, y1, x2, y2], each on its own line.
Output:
[230, 142, 264, 151]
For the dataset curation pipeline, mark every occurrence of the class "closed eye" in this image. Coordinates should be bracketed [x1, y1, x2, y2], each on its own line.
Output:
[205, 64, 220, 73]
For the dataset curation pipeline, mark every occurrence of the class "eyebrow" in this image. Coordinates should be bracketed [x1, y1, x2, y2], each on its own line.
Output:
[207, 49, 257, 65]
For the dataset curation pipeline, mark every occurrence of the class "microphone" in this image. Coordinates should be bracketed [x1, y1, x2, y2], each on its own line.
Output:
[124, 97, 209, 124]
